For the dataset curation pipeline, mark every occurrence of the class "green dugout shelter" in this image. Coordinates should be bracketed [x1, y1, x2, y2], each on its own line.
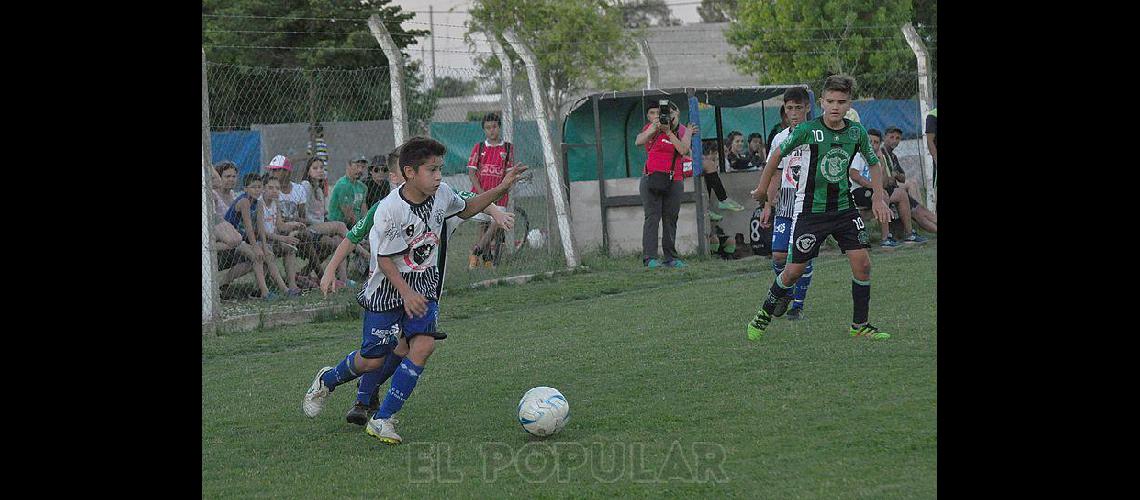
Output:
[561, 86, 812, 255]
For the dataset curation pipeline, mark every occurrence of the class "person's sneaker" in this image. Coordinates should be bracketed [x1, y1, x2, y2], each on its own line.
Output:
[646, 258, 660, 268]
[719, 198, 746, 211]
[708, 210, 724, 222]
[346, 402, 370, 426]
[303, 367, 334, 417]
[286, 287, 302, 297]
[786, 307, 804, 321]
[850, 323, 891, 340]
[468, 255, 479, 270]
[365, 416, 402, 445]
[746, 309, 772, 341]
[904, 231, 928, 243]
[264, 291, 280, 301]
[880, 237, 900, 248]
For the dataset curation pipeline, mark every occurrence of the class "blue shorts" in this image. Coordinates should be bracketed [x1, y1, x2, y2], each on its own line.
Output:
[360, 300, 439, 359]
[771, 216, 794, 254]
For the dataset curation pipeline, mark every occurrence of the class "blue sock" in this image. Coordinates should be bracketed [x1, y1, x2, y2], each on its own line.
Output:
[356, 352, 404, 405]
[375, 358, 423, 419]
[321, 350, 361, 392]
[792, 260, 814, 309]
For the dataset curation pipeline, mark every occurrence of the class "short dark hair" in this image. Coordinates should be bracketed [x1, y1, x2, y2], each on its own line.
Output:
[482, 112, 501, 126]
[748, 132, 764, 142]
[727, 131, 742, 141]
[242, 172, 262, 187]
[701, 139, 719, 154]
[867, 128, 882, 139]
[783, 87, 810, 104]
[885, 126, 903, 136]
[309, 122, 324, 134]
[263, 173, 281, 185]
[822, 74, 855, 97]
[214, 160, 238, 177]
[397, 137, 447, 179]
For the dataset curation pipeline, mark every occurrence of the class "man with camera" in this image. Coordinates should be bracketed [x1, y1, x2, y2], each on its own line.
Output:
[635, 99, 695, 268]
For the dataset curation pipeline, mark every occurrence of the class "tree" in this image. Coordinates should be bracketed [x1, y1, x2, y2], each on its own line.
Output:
[698, 0, 738, 23]
[725, 0, 921, 99]
[202, 0, 437, 130]
[613, 0, 683, 28]
[433, 75, 481, 98]
[467, 0, 641, 125]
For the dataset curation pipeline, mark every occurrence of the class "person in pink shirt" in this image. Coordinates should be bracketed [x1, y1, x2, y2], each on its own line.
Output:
[635, 100, 695, 268]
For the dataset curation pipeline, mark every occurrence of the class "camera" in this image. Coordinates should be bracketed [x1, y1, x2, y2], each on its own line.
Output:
[658, 99, 671, 125]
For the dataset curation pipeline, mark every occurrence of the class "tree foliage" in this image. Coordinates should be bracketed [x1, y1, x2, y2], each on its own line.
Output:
[202, 0, 437, 130]
[698, 0, 738, 23]
[613, 0, 683, 28]
[725, 0, 925, 99]
[468, 0, 641, 121]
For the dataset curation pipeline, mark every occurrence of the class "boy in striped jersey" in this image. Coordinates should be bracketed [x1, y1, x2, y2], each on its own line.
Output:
[317, 148, 515, 426]
[756, 87, 815, 320]
[748, 75, 893, 341]
[303, 137, 527, 444]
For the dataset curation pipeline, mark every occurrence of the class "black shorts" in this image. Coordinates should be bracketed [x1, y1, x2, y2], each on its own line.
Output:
[851, 186, 895, 209]
[789, 209, 870, 263]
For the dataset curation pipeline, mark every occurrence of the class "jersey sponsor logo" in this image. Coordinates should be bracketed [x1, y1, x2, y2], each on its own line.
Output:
[384, 224, 401, 240]
[370, 325, 399, 346]
[795, 233, 817, 253]
[819, 148, 852, 183]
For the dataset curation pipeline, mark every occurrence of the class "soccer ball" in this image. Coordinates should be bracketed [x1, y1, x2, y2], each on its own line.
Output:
[517, 386, 569, 437]
[526, 229, 546, 249]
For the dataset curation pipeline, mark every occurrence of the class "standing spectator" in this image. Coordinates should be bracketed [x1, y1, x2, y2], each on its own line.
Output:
[925, 107, 937, 187]
[260, 175, 302, 296]
[300, 157, 350, 285]
[307, 122, 329, 164]
[363, 154, 393, 208]
[635, 99, 694, 268]
[465, 112, 514, 269]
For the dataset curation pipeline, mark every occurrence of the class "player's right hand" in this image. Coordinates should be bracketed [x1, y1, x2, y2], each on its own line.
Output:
[319, 272, 336, 297]
[402, 290, 428, 318]
[759, 206, 772, 229]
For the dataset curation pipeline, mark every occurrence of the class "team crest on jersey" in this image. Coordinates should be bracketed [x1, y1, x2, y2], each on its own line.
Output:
[858, 229, 869, 245]
[403, 231, 441, 271]
[404, 223, 417, 238]
[795, 233, 817, 253]
[819, 148, 851, 183]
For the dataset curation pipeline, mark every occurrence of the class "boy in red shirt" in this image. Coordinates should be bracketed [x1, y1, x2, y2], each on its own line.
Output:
[466, 112, 515, 269]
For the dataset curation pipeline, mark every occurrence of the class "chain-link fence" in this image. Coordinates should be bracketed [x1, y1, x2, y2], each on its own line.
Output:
[203, 60, 568, 328]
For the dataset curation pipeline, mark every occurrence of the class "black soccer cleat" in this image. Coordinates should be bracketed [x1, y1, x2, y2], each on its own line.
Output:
[346, 402, 370, 426]
[428, 331, 448, 340]
[786, 307, 804, 321]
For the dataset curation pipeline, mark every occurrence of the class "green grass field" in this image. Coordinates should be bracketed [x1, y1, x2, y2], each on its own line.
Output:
[203, 241, 936, 497]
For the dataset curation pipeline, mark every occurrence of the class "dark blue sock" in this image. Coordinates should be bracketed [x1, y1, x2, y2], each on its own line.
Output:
[792, 260, 814, 309]
[357, 352, 404, 405]
[321, 350, 361, 392]
[852, 277, 871, 325]
[375, 358, 423, 419]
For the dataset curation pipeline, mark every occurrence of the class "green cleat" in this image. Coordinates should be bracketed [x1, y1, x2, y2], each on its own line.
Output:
[850, 323, 891, 340]
[747, 309, 772, 341]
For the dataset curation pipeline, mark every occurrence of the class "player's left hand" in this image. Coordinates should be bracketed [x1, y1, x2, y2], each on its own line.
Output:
[492, 211, 515, 231]
[871, 193, 891, 225]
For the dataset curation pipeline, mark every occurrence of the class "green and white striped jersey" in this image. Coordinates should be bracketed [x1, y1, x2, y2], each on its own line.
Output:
[778, 117, 879, 215]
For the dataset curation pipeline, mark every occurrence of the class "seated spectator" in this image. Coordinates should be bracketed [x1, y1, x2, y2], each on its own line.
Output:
[260, 174, 302, 296]
[299, 156, 351, 286]
[882, 126, 936, 235]
[210, 161, 243, 252]
[742, 132, 766, 171]
[363, 154, 392, 209]
[848, 129, 925, 247]
[724, 130, 753, 172]
[222, 173, 276, 299]
[701, 137, 745, 222]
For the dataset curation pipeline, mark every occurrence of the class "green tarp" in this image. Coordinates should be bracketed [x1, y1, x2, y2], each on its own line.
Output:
[430, 120, 552, 176]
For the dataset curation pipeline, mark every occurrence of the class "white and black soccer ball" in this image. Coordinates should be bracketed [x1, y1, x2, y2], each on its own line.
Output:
[526, 229, 546, 249]
[517, 386, 569, 437]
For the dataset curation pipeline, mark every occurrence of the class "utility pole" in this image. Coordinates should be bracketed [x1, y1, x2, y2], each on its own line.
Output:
[429, 5, 436, 88]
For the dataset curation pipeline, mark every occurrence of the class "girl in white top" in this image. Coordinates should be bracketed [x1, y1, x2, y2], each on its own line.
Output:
[300, 157, 350, 282]
[259, 176, 300, 295]
[211, 161, 244, 250]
